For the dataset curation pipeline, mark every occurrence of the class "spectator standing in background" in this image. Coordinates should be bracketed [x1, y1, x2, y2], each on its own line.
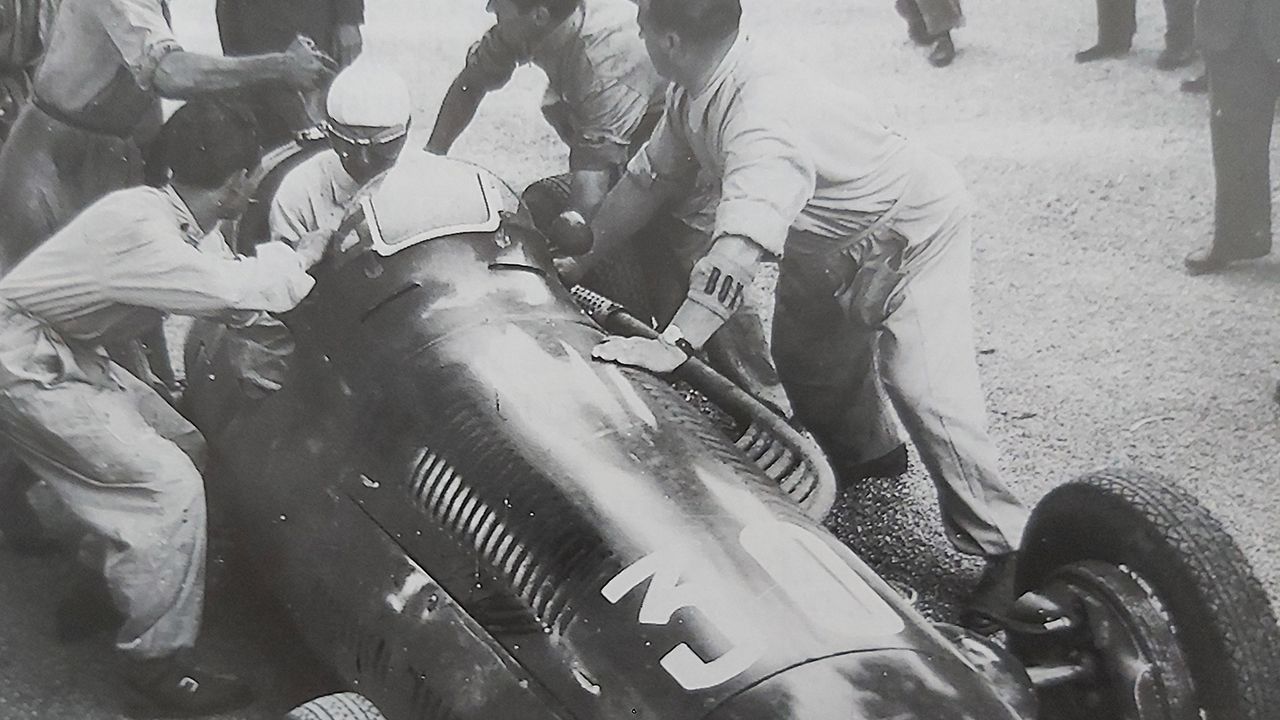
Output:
[895, 0, 963, 68]
[216, 0, 366, 147]
[1074, 0, 1196, 69]
[1183, 0, 1280, 275]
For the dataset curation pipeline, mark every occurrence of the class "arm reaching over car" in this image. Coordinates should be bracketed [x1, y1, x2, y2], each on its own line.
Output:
[154, 35, 334, 100]
[425, 25, 522, 155]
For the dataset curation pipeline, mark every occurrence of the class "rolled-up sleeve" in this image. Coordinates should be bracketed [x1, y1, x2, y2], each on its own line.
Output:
[105, 217, 315, 316]
[713, 106, 816, 256]
[96, 0, 183, 91]
[458, 27, 522, 92]
[568, 83, 653, 172]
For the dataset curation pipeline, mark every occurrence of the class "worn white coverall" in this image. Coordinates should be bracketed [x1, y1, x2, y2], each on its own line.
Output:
[0, 186, 315, 658]
[630, 36, 1027, 555]
[268, 150, 359, 245]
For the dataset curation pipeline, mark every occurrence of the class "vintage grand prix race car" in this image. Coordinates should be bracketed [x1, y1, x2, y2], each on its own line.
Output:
[182, 149, 1280, 720]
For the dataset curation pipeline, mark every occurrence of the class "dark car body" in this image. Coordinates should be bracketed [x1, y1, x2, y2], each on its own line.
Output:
[183, 152, 1027, 720]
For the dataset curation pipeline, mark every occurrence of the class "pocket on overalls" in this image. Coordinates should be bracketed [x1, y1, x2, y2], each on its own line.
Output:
[833, 229, 909, 328]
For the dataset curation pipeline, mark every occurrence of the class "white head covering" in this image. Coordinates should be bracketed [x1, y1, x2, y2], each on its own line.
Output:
[326, 60, 413, 128]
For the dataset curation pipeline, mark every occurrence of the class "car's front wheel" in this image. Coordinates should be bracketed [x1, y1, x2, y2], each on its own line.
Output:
[286, 692, 386, 720]
[1012, 469, 1280, 719]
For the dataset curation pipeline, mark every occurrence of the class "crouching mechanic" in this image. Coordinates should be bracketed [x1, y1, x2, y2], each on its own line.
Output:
[580, 0, 1030, 622]
[0, 100, 330, 717]
[426, 0, 792, 414]
[270, 61, 412, 246]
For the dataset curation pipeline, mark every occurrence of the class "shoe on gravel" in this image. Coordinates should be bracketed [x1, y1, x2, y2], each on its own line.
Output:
[960, 552, 1018, 634]
[928, 33, 956, 67]
[1074, 42, 1130, 63]
[1180, 74, 1208, 93]
[1156, 45, 1196, 71]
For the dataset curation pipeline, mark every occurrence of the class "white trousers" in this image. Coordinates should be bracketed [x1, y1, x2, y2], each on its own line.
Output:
[0, 366, 206, 658]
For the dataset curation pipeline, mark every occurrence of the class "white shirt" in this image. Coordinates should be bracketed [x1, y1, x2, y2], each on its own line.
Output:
[0, 185, 314, 387]
[269, 150, 361, 246]
[630, 35, 967, 256]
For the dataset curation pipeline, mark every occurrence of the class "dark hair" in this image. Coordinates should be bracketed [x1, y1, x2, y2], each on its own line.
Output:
[510, 0, 579, 23]
[649, 0, 741, 42]
[158, 99, 261, 189]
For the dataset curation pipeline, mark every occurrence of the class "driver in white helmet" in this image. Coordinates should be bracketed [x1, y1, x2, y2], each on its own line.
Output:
[269, 60, 412, 245]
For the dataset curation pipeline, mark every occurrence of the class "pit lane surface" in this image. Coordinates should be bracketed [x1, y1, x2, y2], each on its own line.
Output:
[2, 0, 1278, 717]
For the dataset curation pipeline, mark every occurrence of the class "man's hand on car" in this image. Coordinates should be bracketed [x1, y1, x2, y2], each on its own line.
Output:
[592, 336, 687, 374]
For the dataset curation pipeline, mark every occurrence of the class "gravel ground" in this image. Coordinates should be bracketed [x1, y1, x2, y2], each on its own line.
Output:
[1, 0, 1278, 717]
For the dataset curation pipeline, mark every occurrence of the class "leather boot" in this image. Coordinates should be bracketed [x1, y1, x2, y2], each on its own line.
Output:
[1076, 0, 1134, 62]
[928, 33, 956, 67]
[960, 552, 1018, 634]
[1075, 41, 1130, 63]
[1156, 45, 1196, 71]
[1184, 244, 1270, 275]
[1180, 73, 1207, 93]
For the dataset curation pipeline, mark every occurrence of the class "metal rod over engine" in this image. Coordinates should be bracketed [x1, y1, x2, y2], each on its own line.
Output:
[568, 284, 838, 520]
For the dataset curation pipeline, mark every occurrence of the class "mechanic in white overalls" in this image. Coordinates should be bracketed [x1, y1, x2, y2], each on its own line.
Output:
[578, 0, 1030, 624]
[0, 100, 329, 717]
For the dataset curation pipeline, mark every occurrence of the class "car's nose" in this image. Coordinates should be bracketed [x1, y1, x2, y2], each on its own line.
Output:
[703, 649, 1030, 720]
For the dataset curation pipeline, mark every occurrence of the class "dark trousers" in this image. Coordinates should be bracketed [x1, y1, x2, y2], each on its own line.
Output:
[769, 226, 1026, 556]
[1091, 0, 1195, 50]
[1206, 30, 1280, 257]
[214, 0, 345, 147]
[894, 0, 964, 38]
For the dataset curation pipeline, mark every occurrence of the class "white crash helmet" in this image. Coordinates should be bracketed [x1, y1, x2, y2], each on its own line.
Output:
[325, 60, 412, 130]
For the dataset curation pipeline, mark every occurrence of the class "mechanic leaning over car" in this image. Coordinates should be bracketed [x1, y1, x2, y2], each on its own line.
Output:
[426, 0, 800, 415]
[270, 61, 413, 246]
[0, 100, 330, 718]
[578, 0, 1031, 624]
[0, 0, 334, 273]
[427, 0, 664, 214]
[0, 0, 335, 562]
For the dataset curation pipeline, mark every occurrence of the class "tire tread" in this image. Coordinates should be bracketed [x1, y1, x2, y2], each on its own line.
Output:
[1019, 468, 1280, 720]
[285, 692, 385, 720]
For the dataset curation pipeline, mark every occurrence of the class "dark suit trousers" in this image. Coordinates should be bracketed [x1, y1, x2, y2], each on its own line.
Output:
[1092, 0, 1195, 50]
[214, 0, 350, 147]
[1206, 29, 1280, 256]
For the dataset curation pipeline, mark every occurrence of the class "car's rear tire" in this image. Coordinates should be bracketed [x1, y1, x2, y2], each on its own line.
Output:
[522, 173, 656, 322]
[285, 693, 386, 720]
[1016, 468, 1280, 720]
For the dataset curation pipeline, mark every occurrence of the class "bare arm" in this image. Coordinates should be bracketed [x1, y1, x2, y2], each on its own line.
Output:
[153, 39, 332, 101]
[426, 75, 487, 155]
